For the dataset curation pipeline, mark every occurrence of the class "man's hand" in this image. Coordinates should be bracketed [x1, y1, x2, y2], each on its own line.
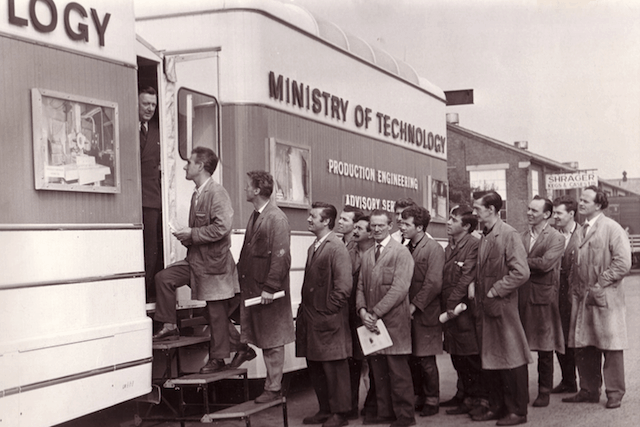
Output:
[172, 227, 192, 243]
[468, 281, 475, 300]
[409, 303, 417, 318]
[260, 290, 275, 305]
[360, 309, 379, 332]
[487, 287, 498, 298]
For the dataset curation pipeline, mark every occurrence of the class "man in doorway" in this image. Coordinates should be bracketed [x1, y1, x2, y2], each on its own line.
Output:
[518, 196, 565, 408]
[357, 209, 416, 427]
[472, 191, 532, 426]
[563, 186, 631, 409]
[399, 206, 444, 417]
[153, 147, 245, 375]
[237, 171, 295, 403]
[296, 202, 352, 427]
[550, 195, 580, 394]
[139, 86, 162, 299]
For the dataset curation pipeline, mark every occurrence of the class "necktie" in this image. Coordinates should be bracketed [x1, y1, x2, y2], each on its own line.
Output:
[375, 243, 381, 262]
[252, 210, 260, 226]
[582, 223, 589, 239]
[140, 122, 148, 138]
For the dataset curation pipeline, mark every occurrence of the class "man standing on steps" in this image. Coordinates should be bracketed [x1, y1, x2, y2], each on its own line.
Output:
[153, 147, 246, 376]
[237, 171, 295, 403]
[296, 202, 352, 427]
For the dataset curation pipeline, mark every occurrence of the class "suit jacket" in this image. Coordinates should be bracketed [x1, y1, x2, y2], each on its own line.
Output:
[518, 224, 565, 352]
[569, 215, 631, 350]
[442, 233, 479, 356]
[296, 232, 352, 361]
[476, 219, 532, 370]
[184, 178, 239, 301]
[140, 120, 161, 209]
[409, 236, 444, 356]
[237, 201, 295, 348]
[356, 237, 414, 355]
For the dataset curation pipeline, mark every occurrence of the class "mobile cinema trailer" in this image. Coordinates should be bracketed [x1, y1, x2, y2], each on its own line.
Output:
[0, 1, 152, 426]
[135, 0, 449, 379]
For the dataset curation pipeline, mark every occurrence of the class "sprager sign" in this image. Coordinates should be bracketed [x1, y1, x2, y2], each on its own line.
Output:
[545, 170, 598, 190]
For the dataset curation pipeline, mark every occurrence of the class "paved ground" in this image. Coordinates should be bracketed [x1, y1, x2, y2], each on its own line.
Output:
[59, 271, 640, 427]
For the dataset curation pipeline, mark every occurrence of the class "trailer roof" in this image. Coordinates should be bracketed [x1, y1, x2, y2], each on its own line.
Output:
[135, 0, 445, 101]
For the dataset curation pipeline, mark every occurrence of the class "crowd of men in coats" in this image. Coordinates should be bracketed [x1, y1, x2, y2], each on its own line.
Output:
[148, 146, 632, 427]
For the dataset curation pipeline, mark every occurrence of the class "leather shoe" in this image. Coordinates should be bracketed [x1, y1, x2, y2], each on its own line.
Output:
[152, 327, 179, 341]
[551, 383, 577, 394]
[440, 395, 464, 407]
[606, 397, 622, 409]
[390, 417, 416, 427]
[472, 410, 500, 422]
[420, 405, 439, 417]
[562, 391, 599, 403]
[496, 413, 527, 426]
[199, 358, 226, 374]
[228, 346, 257, 369]
[322, 413, 348, 427]
[446, 405, 471, 415]
[362, 415, 395, 425]
[255, 389, 282, 404]
[532, 393, 549, 407]
[303, 411, 331, 424]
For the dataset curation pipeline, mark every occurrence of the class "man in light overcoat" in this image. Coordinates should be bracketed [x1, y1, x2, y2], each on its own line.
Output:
[518, 196, 565, 408]
[563, 186, 631, 409]
[356, 209, 416, 427]
[296, 202, 353, 427]
[472, 191, 532, 426]
[237, 171, 295, 403]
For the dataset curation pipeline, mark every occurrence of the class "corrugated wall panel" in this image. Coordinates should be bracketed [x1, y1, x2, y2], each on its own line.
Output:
[0, 36, 140, 225]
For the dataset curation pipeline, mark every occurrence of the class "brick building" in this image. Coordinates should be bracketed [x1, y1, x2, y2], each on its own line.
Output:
[446, 115, 637, 232]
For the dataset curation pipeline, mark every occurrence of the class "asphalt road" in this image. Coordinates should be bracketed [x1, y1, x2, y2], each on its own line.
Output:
[60, 271, 640, 427]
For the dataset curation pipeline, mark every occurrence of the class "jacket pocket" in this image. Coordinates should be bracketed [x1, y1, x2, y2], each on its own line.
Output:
[530, 282, 554, 305]
[204, 245, 229, 275]
[483, 297, 503, 318]
[586, 286, 607, 308]
[382, 268, 394, 285]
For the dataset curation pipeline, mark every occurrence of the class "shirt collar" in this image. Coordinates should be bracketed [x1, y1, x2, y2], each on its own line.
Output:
[585, 213, 603, 228]
[195, 176, 212, 195]
[377, 235, 392, 248]
[256, 200, 269, 214]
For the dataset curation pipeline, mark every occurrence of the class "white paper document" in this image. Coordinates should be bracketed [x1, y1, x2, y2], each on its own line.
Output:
[357, 319, 393, 356]
[244, 290, 286, 307]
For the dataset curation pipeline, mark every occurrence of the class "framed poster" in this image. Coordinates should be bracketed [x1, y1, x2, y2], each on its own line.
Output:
[269, 138, 311, 209]
[425, 176, 448, 221]
[31, 88, 120, 193]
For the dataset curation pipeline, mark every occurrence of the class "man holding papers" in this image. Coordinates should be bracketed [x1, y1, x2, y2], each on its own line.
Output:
[237, 171, 294, 403]
[356, 209, 416, 427]
[296, 202, 353, 427]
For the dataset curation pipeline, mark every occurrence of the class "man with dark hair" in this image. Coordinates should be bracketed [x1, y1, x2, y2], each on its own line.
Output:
[138, 86, 162, 299]
[399, 206, 444, 417]
[346, 215, 377, 420]
[472, 191, 532, 426]
[441, 205, 485, 416]
[550, 195, 580, 394]
[357, 209, 416, 427]
[153, 148, 245, 375]
[237, 170, 295, 403]
[337, 205, 365, 247]
[391, 198, 416, 243]
[518, 196, 565, 408]
[563, 186, 631, 409]
[297, 202, 352, 427]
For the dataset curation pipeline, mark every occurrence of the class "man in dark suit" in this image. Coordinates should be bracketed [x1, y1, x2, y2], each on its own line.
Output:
[472, 191, 532, 426]
[237, 171, 295, 403]
[441, 205, 484, 416]
[399, 206, 444, 417]
[153, 147, 244, 375]
[550, 196, 580, 394]
[296, 202, 352, 427]
[356, 209, 416, 427]
[518, 196, 565, 408]
[139, 86, 162, 299]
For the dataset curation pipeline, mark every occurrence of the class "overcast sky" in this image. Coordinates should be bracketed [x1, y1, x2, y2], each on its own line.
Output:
[288, 0, 640, 179]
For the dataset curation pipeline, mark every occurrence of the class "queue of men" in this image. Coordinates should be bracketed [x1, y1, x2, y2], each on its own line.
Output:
[148, 149, 632, 427]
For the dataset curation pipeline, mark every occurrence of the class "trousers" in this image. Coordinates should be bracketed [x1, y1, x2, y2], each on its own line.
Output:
[575, 346, 625, 399]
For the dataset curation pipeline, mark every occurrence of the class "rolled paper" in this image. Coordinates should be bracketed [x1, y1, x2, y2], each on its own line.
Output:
[439, 302, 468, 323]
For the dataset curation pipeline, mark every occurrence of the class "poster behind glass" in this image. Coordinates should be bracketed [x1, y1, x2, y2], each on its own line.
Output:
[270, 138, 311, 209]
[32, 88, 120, 193]
[431, 178, 448, 220]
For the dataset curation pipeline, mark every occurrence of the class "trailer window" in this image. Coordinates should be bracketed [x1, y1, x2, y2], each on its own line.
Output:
[178, 89, 219, 160]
